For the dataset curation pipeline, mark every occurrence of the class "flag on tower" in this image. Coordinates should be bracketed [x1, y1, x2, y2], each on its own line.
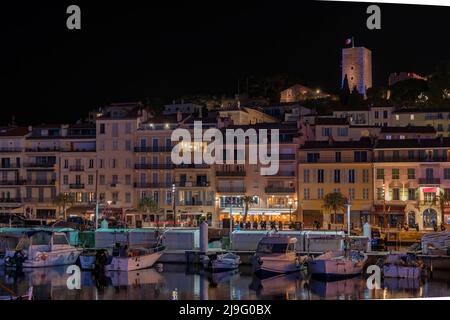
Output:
[345, 37, 354, 47]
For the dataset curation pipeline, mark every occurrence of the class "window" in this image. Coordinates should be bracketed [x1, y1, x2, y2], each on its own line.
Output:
[63, 175, 68, 185]
[112, 192, 119, 203]
[317, 169, 324, 183]
[424, 192, 435, 203]
[112, 123, 119, 137]
[166, 191, 173, 205]
[444, 168, 450, 180]
[378, 150, 385, 161]
[307, 153, 320, 163]
[64, 160, 69, 169]
[383, 111, 388, 119]
[125, 122, 132, 134]
[354, 151, 367, 162]
[408, 188, 416, 200]
[408, 150, 415, 160]
[99, 123, 105, 134]
[125, 140, 131, 151]
[393, 188, 400, 201]
[99, 175, 105, 185]
[111, 159, 117, 169]
[125, 192, 131, 203]
[303, 188, 310, 200]
[410, 114, 415, 121]
[317, 188, 324, 200]
[334, 170, 341, 183]
[408, 168, 416, 179]
[348, 188, 355, 201]
[392, 169, 400, 180]
[374, 111, 379, 119]
[438, 124, 444, 132]
[337, 127, 348, 137]
[395, 114, 399, 121]
[112, 140, 118, 151]
[393, 150, 400, 161]
[88, 175, 94, 185]
[425, 168, 434, 179]
[321, 127, 332, 137]
[126, 158, 132, 169]
[125, 175, 131, 185]
[303, 169, 310, 183]
[89, 159, 94, 168]
[377, 188, 384, 200]
[348, 169, 355, 183]
[362, 169, 369, 183]
[335, 152, 341, 163]
[99, 159, 104, 169]
[376, 169, 384, 180]
[363, 188, 369, 200]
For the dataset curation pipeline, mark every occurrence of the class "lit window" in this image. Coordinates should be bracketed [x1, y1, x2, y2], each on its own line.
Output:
[395, 115, 399, 121]
[410, 114, 415, 121]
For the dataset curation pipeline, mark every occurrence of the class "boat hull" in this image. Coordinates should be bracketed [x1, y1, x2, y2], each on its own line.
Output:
[308, 257, 365, 280]
[252, 256, 302, 278]
[383, 265, 421, 279]
[105, 251, 164, 272]
[79, 254, 96, 270]
[21, 249, 82, 268]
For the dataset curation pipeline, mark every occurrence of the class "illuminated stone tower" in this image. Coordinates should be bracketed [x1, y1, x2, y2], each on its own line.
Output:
[342, 46, 372, 98]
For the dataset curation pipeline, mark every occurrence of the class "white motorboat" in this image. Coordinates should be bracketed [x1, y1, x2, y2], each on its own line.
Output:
[79, 248, 111, 270]
[203, 252, 241, 272]
[382, 253, 423, 279]
[251, 234, 307, 278]
[4, 230, 81, 268]
[308, 250, 367, 280]
[105, 245, 165, 272]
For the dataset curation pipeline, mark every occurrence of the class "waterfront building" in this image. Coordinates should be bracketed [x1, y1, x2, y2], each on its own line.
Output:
[373, 137, 450, 229]
[391, 108, 450, 137]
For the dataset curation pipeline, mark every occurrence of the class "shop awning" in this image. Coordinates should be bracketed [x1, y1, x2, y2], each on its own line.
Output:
[423, 187, 438, 193]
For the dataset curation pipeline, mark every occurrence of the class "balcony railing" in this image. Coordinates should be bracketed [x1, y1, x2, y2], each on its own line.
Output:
[23, 198, 55, 203]
[24, 180, 56, 186]
[375, 156, 449, 163]
[178, 201, 214, 206]
[176, 181, 210, 188]
[0, 164, 21, 169]
[24, 163, 55, 168]
[0, 148, 23, 152]
[134, 146, 173, 153]
[69, 184, 85, 189]
[134, 182, 172, 188]
[216, 171, 246, 177]
[217, 186, 246, 193]
[0, 198, 22, 203]
[69, 165, 85, 172]
[265, 186, 296, 194]
[25, 147, 61, 152]
[135, 164, 175, 170]
[418, 178, 441, 185]
[0, 180, 25, 186]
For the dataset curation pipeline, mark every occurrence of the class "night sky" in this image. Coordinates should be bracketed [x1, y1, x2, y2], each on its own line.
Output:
[1, 1, 449, 125]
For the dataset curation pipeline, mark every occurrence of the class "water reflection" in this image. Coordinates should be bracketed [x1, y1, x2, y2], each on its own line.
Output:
[1, 265, 450, 300]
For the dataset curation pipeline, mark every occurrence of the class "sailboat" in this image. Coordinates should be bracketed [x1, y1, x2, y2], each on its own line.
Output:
[307, 250, 367, 280]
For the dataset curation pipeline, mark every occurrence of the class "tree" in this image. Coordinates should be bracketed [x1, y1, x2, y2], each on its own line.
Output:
[348, 86, 364, 107]
[339, 74, 351, 105]
[323, 192, 348, 224]
[241, 196, 256, 222]
[53, 193, 75, 221]
[138, 197, 160, 228]
[437, 191, 449, 228]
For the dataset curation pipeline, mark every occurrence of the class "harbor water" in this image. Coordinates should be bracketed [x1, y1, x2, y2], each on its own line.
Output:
[1, 264, 450, 300]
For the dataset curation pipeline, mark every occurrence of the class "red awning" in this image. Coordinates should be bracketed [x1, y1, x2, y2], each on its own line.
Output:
[423, 188, 437, 193]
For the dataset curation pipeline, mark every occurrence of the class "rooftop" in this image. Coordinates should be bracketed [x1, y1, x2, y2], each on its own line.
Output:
[314, 117, 349, 126]
[380, 125, 436, 134]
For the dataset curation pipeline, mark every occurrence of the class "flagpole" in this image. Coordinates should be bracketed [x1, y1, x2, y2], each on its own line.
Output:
[352, 37, 355, 48]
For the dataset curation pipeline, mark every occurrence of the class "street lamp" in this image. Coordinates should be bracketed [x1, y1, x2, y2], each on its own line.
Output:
[288, 199, 293, 225]
[345, 202, 352, 236]
[172, 183, 176, 227]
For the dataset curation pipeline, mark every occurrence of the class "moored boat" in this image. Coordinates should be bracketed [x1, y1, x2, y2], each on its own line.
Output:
[251, 234, 307, 278]
[104, 245, 165, 272]
[203, 252, 241, 272]
[0, 286, 33, 300]
[307, 250, 367, 280]
[382, 253, 424, 279]
[4, 230, 81, 268]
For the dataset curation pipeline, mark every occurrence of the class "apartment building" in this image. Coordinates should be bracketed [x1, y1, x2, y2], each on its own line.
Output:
[298, 138, 374, 229]
[391, 108, 450, 137]
[373, 137, 450, 230]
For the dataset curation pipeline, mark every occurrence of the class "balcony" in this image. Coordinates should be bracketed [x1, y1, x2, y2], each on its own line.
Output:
[0, 180, 25, 186]
[0, 148, 22, 153]
[134, 146, 172, 153]
[69, 165, 85, 172]
[134, 182, 172, 189]
[24, 180, 56, 186]
[216, 171, 246, 177]
[23, 198, 55, 203]
[24, 163, 55, 169]
[178, 201, 214, 206]
[265, 186, 296, 194]
[418, 178, 441, 185]
[0, 164, 20, 170]
[69, 184, 85, 189]
[217, 186, 246, 193]
[374, 155, 450, 163]
[25, 147, 61, 152]
[135, 164, 175, 170]
[176, 181, 210, 188]
[109, 182, 121, 188]
[0, 198, 22, 204]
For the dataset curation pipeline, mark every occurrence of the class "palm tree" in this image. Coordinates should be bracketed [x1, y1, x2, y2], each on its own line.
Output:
[53, 193, 75, 221]
[138, 197, 160, 228]
[323, 192, 348, 225]
[241, 196, 256, 222]
[437, 191, 449, 229]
